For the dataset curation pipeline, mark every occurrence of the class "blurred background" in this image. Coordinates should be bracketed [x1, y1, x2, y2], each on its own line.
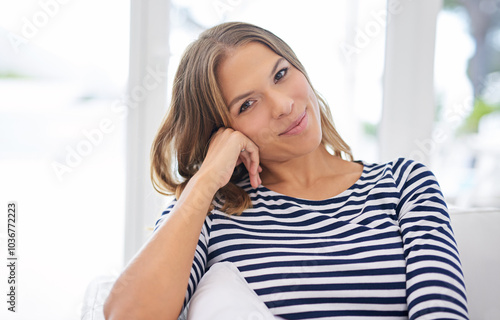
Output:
[0, 0, 499, 319]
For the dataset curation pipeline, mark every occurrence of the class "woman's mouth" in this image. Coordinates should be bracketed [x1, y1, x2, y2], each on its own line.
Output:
[279, 111, 308, 136]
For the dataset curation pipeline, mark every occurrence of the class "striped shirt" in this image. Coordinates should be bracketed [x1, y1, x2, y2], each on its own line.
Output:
[154, 158, 468, 319]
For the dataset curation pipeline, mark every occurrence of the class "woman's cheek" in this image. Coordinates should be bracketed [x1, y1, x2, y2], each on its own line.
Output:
[255, 126, 277, 151]
[290, 71, 309, 92]
[234, 118, 265, 146]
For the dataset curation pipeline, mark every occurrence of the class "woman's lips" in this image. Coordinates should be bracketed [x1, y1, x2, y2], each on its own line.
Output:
[279, 111, 308, 136]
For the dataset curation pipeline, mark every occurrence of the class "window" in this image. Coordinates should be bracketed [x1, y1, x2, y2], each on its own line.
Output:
[0, 1, 129, 319]
[432, 0, 500, 208]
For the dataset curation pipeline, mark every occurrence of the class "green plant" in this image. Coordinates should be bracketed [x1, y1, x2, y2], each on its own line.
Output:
[459, 98, 500, 133]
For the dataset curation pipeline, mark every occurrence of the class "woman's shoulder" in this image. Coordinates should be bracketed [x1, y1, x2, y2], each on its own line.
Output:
[153, 197, 177, 231]
[359, 157, 438, 191]
[359, 157, 427, 174]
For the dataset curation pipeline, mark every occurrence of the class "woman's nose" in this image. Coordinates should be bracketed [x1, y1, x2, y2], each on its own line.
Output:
[268, 89, 293, 119]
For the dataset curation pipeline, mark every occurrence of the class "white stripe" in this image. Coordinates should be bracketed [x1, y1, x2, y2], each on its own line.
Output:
[259, 288, 408, 301]
[248, 273, 406, 288]
[272, 302, 408, 314]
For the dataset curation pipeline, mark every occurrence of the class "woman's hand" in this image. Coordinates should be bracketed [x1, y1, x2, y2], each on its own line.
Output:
[198, 127, 262, 190]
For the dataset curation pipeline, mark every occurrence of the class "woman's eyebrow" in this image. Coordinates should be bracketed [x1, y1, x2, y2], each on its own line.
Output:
[228, 90, 255, 109]
[227, 57, 286, 109]
[269, 57, 285, 79]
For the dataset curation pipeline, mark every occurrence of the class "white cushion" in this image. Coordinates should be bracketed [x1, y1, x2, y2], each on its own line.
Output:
[81, 276, 115, 320]
[187, 262, 280, 320]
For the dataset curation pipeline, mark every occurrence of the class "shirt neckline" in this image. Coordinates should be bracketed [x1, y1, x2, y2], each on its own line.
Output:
[255, 160, 367, 205]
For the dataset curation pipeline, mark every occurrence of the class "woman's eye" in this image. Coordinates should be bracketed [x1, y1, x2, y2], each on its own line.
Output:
[239, 100, 254, 114]
[274, 67, 288, 83]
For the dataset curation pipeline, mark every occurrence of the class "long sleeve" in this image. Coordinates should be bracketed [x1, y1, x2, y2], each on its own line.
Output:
[395, 159, 468, 319]
[154, 200, 211, 310]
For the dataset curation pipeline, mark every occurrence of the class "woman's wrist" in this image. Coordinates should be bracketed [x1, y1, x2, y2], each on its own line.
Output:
[175, 171, 220, 213]
[192, 168, 225, 195]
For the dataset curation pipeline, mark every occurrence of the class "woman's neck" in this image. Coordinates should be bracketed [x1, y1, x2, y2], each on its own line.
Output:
[258, 145, 362, 200]
[260, 145, 343, 188]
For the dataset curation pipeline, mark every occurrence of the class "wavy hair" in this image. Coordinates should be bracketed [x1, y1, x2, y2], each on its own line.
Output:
[151, 22, 352, 215]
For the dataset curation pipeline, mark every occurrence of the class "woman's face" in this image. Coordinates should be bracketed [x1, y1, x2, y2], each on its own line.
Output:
[217, 42, 323, 162]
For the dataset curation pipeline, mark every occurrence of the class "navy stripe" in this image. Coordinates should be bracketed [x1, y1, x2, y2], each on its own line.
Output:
[246, 267, 406, 283]
[271, 296, 407, 307]
[236, 254, 407, 272]
[278, 309, 408, 320]
[255, 281, 407, 296]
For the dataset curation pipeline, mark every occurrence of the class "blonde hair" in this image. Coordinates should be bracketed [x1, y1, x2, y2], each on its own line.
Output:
[151, 22, 352, 215]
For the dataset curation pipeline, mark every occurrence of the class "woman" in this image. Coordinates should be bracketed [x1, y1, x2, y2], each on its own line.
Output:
[104, 22, 468, 320]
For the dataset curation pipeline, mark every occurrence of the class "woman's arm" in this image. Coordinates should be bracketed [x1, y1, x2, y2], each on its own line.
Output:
[103, 172, 218, 320]
[396, 159, 468, 319]
[103, 128, 261, 320]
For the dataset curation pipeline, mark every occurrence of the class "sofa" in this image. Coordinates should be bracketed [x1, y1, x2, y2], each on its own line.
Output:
[81, 208, 500, 320]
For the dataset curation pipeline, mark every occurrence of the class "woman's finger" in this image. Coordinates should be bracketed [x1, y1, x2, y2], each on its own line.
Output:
[202, 127, 261, 189]
[238, 143, 261, 188]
